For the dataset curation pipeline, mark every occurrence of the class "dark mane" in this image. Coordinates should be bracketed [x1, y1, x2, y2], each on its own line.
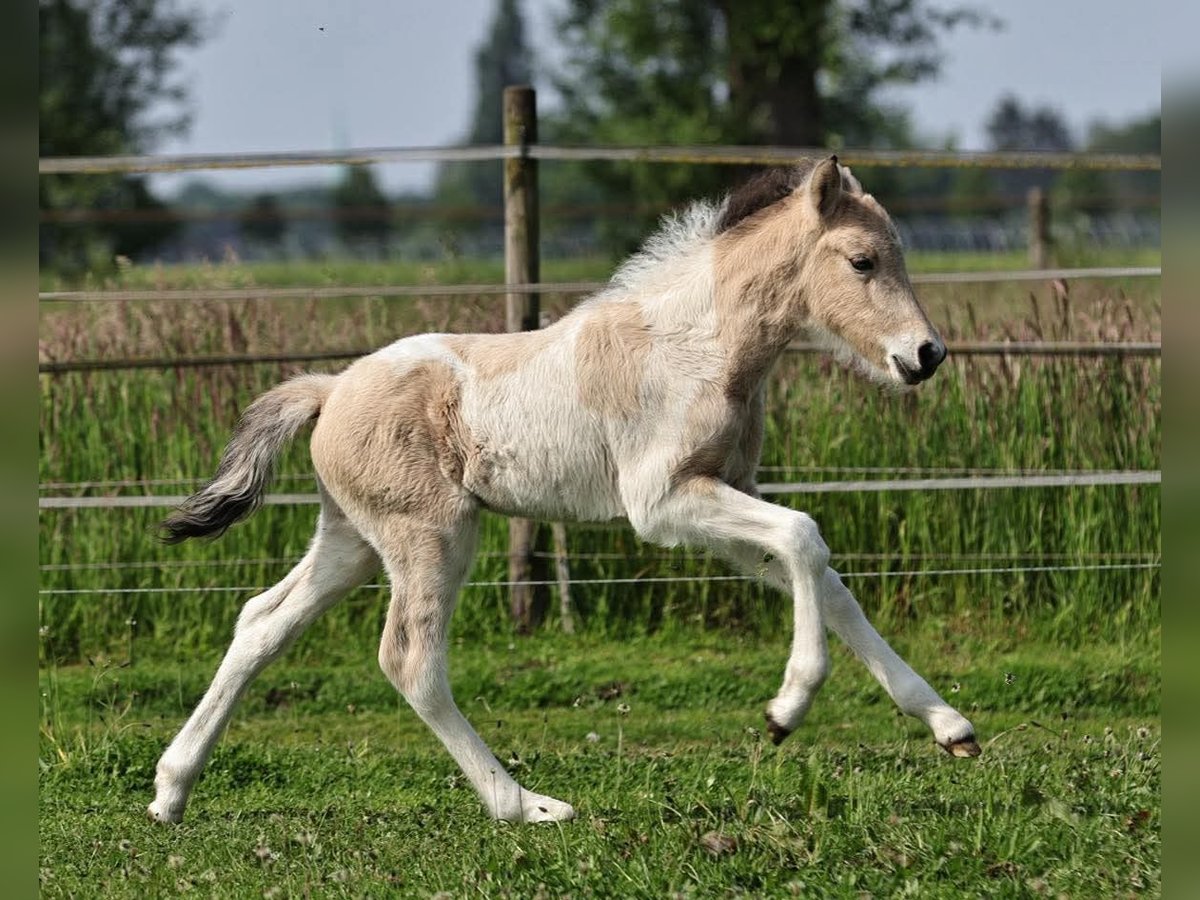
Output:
[715, 161, 816, 233]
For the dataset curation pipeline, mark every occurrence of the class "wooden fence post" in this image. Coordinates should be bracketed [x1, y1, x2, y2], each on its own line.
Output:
[1027, 187, 1050, 269]
[504, 86, 542, 632]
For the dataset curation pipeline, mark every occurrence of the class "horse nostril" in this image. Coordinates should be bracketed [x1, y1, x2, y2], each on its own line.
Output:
[917, 341, 945, 376]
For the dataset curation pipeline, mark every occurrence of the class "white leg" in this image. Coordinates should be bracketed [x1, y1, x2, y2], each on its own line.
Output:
[722, 539, 978, 753]
[148, 506, 380, 823]
[632, 479, 833, 740]
[373, 515, 574, 823]
[819, 568, 978, 753]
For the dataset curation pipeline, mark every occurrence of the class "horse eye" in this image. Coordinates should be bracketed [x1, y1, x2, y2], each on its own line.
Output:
[850, 256, 874, 273]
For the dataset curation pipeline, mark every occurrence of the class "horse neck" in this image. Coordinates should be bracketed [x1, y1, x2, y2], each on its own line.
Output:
[710, 227, 811, 401]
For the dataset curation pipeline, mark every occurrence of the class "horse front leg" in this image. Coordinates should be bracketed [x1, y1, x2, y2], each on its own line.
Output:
[722, 538, 978, 754]
[632, 478, 833, 741]
[819, 567, 979, 755]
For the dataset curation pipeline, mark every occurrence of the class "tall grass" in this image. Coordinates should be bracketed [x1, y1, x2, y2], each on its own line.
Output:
[38, 261, 1160, 663]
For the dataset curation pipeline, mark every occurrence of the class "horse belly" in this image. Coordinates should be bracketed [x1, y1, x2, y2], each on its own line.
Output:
[460, 392, 626, 523]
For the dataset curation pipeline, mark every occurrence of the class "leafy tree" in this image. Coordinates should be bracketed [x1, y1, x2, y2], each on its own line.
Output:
[39, 0, 207, 271]
[550, 0, 996, 252]
[333, 166, 392, 258]
[982, 93, 1075, 197]
[1083, 111, 1160, 204]
[238, 193, 287, 254]
[435, 0, 533, 210]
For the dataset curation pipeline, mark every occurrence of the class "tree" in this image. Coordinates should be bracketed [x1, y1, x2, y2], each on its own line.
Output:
[981, 93, 1075, 198]
[39, 0, 207, 271]
[434, 0, 533, 210]
[332, 166, 392, 258]
[549, 0, 996, 253]
[238, 193, 287, 255]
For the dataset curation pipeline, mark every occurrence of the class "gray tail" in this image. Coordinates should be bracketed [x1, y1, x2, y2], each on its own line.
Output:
[160, 373, 336, 544]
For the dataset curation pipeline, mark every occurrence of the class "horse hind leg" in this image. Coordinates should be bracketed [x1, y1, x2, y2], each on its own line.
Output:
[148, 497, 380, 824]
[373, 512, 575, 823]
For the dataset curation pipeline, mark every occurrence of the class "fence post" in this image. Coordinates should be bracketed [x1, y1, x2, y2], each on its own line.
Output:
[504, 85, 542, 632]
[1027, 187, 1050, 268]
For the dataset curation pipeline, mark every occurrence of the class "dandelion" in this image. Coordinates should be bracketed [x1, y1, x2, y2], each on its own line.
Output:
[1082, 734, 1093, 744]
[951, 682, 961, 693]
[1004, 673, 1016, 686]
[1136, 727, 1150, 741]
[253, 843, 277, 864]
[617, 702, 631, 716]
[585, 732, 600, 743]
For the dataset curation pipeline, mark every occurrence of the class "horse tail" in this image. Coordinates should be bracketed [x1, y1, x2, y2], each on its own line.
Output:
[159, 373, 337, 544]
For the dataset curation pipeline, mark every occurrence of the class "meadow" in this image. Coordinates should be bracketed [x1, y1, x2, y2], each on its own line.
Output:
[39, 250, 1160, 896]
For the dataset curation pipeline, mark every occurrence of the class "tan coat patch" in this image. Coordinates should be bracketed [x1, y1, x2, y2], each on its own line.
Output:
[311, 358, 478, 529]
[575, 302, 654, 417]
[445, 329, 556, 380]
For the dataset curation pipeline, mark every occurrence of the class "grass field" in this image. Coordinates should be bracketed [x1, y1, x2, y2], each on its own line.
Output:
[40, 630, 1159, 898]
[39, 251, 1160, 895]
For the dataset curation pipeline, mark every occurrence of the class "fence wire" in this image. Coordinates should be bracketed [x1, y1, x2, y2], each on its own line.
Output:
[38, 144, 1162, 175]
[38, 551, 1161, 574]
[36, 266, 1162, 305]
[36, 560, 1161, 597]
[35, 470, 1162, 509]
[37, 340, 1162, 375]
[35, 466, 1158, 493]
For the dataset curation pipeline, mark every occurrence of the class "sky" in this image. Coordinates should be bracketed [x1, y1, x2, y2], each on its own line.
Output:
[150, 0, 1163, 198]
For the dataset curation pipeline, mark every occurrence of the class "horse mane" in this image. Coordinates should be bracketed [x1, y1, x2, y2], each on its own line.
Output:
[715, 161, 816, 233]
[608, 162, 818, 295]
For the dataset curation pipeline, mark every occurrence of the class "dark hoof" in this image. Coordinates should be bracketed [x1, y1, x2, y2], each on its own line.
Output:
[939, 736, 982, 758]
[765, 713, 790, 746]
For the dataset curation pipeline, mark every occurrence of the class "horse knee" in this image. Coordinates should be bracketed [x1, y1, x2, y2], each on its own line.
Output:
[378, 624, 444, 712]
[787, 513, 830, 573]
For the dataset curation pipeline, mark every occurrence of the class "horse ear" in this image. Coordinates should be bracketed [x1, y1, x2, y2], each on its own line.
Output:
[808, 155, 842, 218]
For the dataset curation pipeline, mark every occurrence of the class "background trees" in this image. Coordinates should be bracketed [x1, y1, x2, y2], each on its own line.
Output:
[548, 0, 996, 249]
[39, 0, 208, 270]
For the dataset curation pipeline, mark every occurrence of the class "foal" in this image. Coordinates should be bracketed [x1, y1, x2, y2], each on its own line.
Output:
[149, 157, 979, 826]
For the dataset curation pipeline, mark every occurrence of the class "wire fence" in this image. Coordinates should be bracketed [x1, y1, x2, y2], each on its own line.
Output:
[38, 143, 1163, 175]
[36, 559, 1161, 598]
[33, 465, 1161, 493]
[36, 550, 1162, 574]
[34, 339, 1164, 375]
[39, 136, 1162, 613]
[35, 266, 1163, 305]
[37, 470, 1161, 509]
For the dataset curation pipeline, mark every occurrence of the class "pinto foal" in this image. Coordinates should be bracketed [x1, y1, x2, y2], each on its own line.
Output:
[149, 157, 979, 826]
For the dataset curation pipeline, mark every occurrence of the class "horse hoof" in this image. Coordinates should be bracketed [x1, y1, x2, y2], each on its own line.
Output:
[147, 801, 183, 824]
[940, 737, 982, 758]
[764, 713, 791, 746]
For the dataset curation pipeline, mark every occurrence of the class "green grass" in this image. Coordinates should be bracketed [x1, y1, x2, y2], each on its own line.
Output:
[39, 630, 1160, 898]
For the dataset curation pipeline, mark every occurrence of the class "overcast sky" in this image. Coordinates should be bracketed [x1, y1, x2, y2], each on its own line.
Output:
[151, 0, 1163, 197]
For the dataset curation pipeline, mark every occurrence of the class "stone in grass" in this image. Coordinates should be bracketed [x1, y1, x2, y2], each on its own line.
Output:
[699, 832, 738, 857]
